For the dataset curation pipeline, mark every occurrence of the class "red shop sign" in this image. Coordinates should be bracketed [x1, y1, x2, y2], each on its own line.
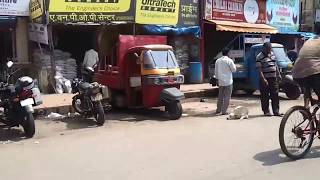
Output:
[209, 0, 266, 24]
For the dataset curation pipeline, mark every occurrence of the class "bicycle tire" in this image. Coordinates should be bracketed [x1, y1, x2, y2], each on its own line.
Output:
[279, 106, 315, 160]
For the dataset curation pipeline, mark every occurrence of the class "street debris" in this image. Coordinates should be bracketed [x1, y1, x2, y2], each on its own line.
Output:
[34, 141, 40, 144]
[1, 140, 13, 145]
[182, 113, 189, 117]
[46, 112, 65, 119]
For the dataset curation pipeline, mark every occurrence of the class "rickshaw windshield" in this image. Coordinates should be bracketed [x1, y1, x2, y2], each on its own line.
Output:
[143, 50, 178, 69]
[272, 47, 291, 62]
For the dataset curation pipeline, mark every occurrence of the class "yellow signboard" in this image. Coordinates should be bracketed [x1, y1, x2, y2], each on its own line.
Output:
[49, 0, 131, 13]
[30, 0, 44, 21]
[135, 0, 180, 25]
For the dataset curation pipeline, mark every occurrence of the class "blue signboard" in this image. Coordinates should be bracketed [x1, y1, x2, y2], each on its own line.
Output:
[266, 0, 300, 33]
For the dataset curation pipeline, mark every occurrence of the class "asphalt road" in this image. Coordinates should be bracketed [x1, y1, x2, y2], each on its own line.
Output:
[0, 94, 318, 180]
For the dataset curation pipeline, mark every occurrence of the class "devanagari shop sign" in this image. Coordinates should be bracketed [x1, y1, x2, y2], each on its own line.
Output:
[48, 0, 135, 23]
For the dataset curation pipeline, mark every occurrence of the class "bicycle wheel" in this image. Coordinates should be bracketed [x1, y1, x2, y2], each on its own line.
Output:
[279, 106, 315, 160]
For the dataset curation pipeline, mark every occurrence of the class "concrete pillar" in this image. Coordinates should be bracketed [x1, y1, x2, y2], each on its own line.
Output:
[15, 17, 29, 63]
[301, 0, 315, 31]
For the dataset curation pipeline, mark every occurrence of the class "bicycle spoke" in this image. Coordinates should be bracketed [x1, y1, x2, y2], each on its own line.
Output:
[284, 111, 313, 154]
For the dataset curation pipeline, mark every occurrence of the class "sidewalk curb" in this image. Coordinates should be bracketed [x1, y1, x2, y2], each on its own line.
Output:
[35, 87, 218, 116]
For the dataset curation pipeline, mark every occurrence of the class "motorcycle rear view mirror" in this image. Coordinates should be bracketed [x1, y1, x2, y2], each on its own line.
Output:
[7, 61, 13, 68]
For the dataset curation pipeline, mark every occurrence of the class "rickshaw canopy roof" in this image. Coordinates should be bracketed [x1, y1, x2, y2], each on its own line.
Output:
[127, 45, 173, 54]
[251, 43, 284, 49]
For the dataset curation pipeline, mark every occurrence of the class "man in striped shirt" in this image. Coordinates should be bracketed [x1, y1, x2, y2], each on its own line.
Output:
[256, 42, 282, 116]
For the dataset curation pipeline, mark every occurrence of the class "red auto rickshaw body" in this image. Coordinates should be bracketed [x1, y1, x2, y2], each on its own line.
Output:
[96, 35, 184, 109]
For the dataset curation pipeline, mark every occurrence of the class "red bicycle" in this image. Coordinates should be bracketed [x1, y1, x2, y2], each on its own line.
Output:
[279, 102, 320, 160]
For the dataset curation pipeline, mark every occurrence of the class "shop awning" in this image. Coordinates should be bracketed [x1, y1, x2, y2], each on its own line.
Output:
[207, 20, 278, 34]
[0, 16, 17, 28]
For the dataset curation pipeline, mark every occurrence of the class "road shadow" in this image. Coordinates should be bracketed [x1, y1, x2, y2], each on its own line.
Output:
[0, 124, 27, 142]
[54, 116, 99, 130]
[44, 108, 170, 130]
[254, 146, 320, 166]
[108, 108, 168, 122]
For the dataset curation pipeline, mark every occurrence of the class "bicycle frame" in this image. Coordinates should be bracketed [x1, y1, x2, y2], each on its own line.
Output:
[296, 104, 320, 137]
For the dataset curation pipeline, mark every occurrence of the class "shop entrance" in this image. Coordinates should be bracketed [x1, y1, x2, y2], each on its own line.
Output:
[0, 29, 14, 81]
[53, 25, 97, 77]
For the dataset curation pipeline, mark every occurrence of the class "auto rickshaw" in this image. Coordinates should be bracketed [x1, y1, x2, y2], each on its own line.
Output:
[208, 34, 301, 99]
[97, 35, 185, 120]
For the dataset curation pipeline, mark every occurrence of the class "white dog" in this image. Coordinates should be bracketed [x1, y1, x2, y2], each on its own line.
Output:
[227, 106, 249, 120]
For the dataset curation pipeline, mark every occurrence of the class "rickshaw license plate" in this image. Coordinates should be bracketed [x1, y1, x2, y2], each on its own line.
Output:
[91, 93, 102, 101]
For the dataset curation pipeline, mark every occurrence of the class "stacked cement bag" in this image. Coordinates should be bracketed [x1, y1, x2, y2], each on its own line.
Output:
[32, 49, 78, 94]
[32, 49, 52, 93]
[52, 50, 77, 81]
[64, 58, 77, 80]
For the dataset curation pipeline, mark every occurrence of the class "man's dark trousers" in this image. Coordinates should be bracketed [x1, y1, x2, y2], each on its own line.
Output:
[259, 77, 279, 114]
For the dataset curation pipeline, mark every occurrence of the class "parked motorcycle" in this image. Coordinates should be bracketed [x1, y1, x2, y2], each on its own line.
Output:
[71, 77, 107, 126]
[0, 61, 42, 138]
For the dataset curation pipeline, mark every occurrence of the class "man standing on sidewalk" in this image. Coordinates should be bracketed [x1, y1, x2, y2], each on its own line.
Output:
[256, 42, 282, 116]
[215, 48, 237, 115]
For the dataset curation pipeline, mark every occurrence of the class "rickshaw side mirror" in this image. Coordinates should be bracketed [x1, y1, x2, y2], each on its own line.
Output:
[134, 53, 141, 64]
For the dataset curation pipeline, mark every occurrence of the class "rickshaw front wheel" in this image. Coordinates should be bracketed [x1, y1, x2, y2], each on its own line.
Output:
[167, 101, 183, 120]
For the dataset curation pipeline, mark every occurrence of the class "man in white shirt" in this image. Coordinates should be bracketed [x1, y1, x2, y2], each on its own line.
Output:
[82, 49, 99, 69]
[82, 49, 99, 82]
[214, 48, 237, 115]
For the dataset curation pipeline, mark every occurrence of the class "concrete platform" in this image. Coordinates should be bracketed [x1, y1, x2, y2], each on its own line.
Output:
[34, 83, 217, 115]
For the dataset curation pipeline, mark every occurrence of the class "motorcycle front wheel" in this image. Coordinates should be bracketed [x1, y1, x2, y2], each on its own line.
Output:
[72, 95, 93, 114]
[94, 101, 105, 126]
[22, 112, 35, 138]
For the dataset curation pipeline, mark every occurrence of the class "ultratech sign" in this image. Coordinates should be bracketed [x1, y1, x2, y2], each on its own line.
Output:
[48, 0, 135, 23]
[136, 0, 180, 25]
[0, 0, 30, 16]
[140, 0, 177, 12]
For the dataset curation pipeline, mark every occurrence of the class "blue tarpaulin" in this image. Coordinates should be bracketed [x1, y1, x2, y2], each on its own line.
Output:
[141, 25, 200, 38]
[279, 31, 316, 40]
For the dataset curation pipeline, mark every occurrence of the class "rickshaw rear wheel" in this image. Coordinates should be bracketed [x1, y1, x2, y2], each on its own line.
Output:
[284, 84, 301, 100]
[167, 101, 183, 120]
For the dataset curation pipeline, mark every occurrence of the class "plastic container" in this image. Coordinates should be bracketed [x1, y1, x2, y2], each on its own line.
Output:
[188, 62, 203, 83]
